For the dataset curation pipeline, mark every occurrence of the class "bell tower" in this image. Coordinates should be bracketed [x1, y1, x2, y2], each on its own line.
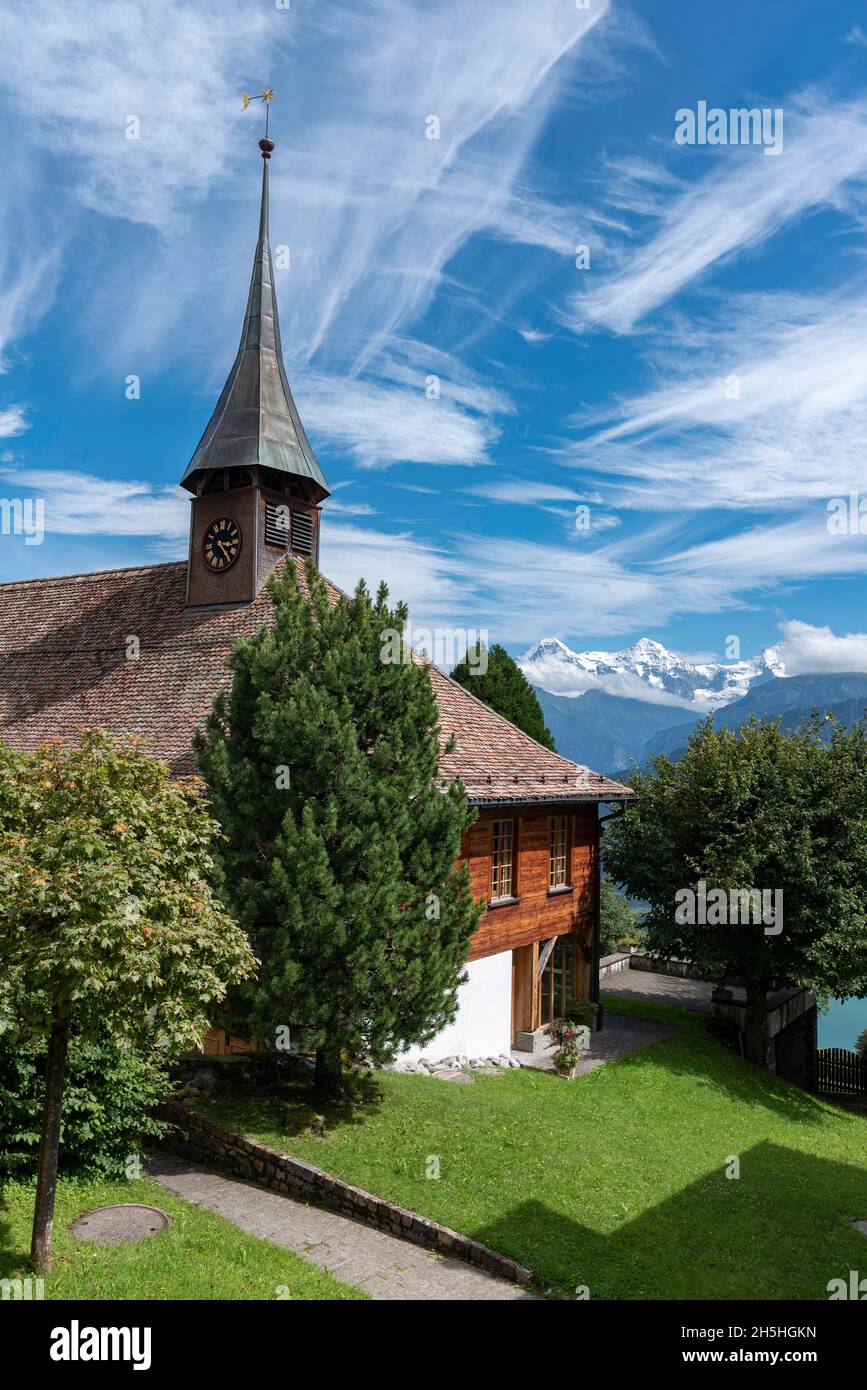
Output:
[182, 130, 329, 609]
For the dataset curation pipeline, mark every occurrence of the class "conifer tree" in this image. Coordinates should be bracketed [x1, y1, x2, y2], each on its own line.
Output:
[450, 642, 555, 749]
[196, 562, 482, 1093]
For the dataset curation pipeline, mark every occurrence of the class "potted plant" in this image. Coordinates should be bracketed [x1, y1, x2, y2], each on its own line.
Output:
[550, 1014, 590, 1079]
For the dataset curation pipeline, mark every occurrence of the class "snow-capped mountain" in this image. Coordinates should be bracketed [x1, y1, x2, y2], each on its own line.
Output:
[519, 636, 785, 711]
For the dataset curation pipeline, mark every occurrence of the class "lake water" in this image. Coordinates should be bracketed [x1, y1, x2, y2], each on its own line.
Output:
[819, 996, 867, 1051]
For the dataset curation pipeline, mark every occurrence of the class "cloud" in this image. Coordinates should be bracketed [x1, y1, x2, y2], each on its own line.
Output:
[518, 651, 696, 708]
[465, 479, 590, 503]
[299, 364, 507, 468]
[775, 619, 867, 675]
[0, 0, 614, 384]
[0, 406, 27, 437]
[568, 92, 867, 334]
[845, 26, 867, 50]
[319, 520, 466, 618]
[0, 0, 276, 231]
[559, 285, 867, 512]
[0, 468, 188, 537]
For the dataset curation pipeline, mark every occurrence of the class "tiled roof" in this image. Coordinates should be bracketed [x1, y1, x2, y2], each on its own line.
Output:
[0, 558, 632, 801]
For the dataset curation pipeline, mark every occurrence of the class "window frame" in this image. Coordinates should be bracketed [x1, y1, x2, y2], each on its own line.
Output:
[489, 817, 517, 903]
[547, 813, 572, 894]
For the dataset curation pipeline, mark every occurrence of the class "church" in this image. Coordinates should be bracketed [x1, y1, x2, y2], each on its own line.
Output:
[0, 133, 632, 1061]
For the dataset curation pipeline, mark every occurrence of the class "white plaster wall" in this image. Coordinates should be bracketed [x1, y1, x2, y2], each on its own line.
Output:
[401, 951, 512, 1061]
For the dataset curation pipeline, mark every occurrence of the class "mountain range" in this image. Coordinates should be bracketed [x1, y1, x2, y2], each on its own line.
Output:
[518, 637, 867, 776]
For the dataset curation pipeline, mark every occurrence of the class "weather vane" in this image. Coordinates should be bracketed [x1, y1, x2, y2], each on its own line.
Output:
[242, 88, 275, 138]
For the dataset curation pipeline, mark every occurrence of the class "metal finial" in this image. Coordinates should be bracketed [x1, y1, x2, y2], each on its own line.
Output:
[242, 88, 275, 145]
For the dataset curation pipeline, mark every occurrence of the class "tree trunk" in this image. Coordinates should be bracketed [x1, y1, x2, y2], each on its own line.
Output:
[744, 979, 771, 1071]
[314, 1042, 343, 1096]
[31, 1014, 70, 1274]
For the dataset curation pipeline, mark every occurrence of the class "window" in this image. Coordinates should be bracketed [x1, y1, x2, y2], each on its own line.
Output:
[490, 819, 515, 900]
[538, 937, 576, 1026]
[549, 815, 568, 889]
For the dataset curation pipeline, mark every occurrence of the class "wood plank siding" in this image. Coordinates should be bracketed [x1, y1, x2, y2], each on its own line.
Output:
[463, 804, 598, 961]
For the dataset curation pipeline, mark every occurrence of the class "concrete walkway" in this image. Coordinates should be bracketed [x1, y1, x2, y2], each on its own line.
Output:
[602, 966, 797, 1015]
[602, 968, 717, 1012]
[513, 1011, 677, 1073]
[148, 1151, 537, 1302]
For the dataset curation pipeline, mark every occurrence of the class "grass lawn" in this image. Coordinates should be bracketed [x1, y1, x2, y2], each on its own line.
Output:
[0, 1176, 364, 1300]
[197, 996, 867, 1300]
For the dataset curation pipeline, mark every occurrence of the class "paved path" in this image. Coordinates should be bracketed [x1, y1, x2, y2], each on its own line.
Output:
[602, 968, 717, 1012]
[602, 966, 798, 1015]
[148, 1151, 537, 1302]
[513, 1011, 677, 1073]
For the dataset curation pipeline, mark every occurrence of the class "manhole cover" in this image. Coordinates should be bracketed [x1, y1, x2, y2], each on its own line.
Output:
[70, 1204, 171, 1246]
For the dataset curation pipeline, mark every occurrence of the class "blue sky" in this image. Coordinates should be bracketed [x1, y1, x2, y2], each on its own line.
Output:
[1, 0, 866, 673]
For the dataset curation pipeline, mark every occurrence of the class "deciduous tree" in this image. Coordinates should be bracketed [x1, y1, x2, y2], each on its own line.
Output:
[0, 732, 255, 1271]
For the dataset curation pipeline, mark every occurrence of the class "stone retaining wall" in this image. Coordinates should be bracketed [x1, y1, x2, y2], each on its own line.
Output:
[156, 1101, 533, 1286]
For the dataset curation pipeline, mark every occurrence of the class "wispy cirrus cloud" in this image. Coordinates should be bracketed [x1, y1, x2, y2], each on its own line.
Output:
[0, 0, 276, 231]
[0, 468, 188, 537]
[559, 283, 867, 513]
[0, 0, 614, 382]
[568, 92, 867, 335]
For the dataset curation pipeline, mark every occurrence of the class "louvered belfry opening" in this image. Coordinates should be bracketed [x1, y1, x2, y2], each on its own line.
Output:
[264, 501, 289, 548]
[290, 509, 314, 556]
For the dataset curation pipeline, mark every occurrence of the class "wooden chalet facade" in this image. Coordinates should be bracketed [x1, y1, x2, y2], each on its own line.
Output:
[0, 134, 632, 1061]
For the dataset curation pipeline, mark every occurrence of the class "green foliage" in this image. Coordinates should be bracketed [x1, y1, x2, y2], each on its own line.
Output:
[0, 730, 256, 1051]
[564, 998, 599, 1029]
[856, 1028, 867, 1061]
[0, 1029, 172, 1180]
[195, 563, 483, 1081]
[599, 876, 640, 956]
[450, 642, 555, 749]
[604, 716, 867, 1001]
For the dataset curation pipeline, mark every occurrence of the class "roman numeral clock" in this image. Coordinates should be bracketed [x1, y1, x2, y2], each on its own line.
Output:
[202, 516, 241, 572]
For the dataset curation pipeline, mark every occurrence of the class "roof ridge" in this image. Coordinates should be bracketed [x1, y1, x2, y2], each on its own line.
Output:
[0, 560, 187, 591]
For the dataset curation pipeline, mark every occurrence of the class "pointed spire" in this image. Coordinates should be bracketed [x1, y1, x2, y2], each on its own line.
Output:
[181, 134, 329, 499]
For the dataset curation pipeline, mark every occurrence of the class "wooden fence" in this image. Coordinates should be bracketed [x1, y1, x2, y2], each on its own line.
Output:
[818, 1047, 867, 1094]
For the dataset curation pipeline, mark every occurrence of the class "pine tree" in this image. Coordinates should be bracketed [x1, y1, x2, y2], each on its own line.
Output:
[450, 642, 555, 750]
[195, 562, 482, 1093]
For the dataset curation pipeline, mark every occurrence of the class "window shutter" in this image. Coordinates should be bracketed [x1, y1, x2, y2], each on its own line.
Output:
[264, 502, 289, 548]
[290, 509, 315, 556]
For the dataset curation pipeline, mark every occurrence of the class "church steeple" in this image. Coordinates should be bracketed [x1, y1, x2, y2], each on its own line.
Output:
[181, 136, 328, 499]
[183, 126, 329, 609]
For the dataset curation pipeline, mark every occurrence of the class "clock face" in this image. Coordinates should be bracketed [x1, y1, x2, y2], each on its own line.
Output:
[202, 517, 242, 572]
